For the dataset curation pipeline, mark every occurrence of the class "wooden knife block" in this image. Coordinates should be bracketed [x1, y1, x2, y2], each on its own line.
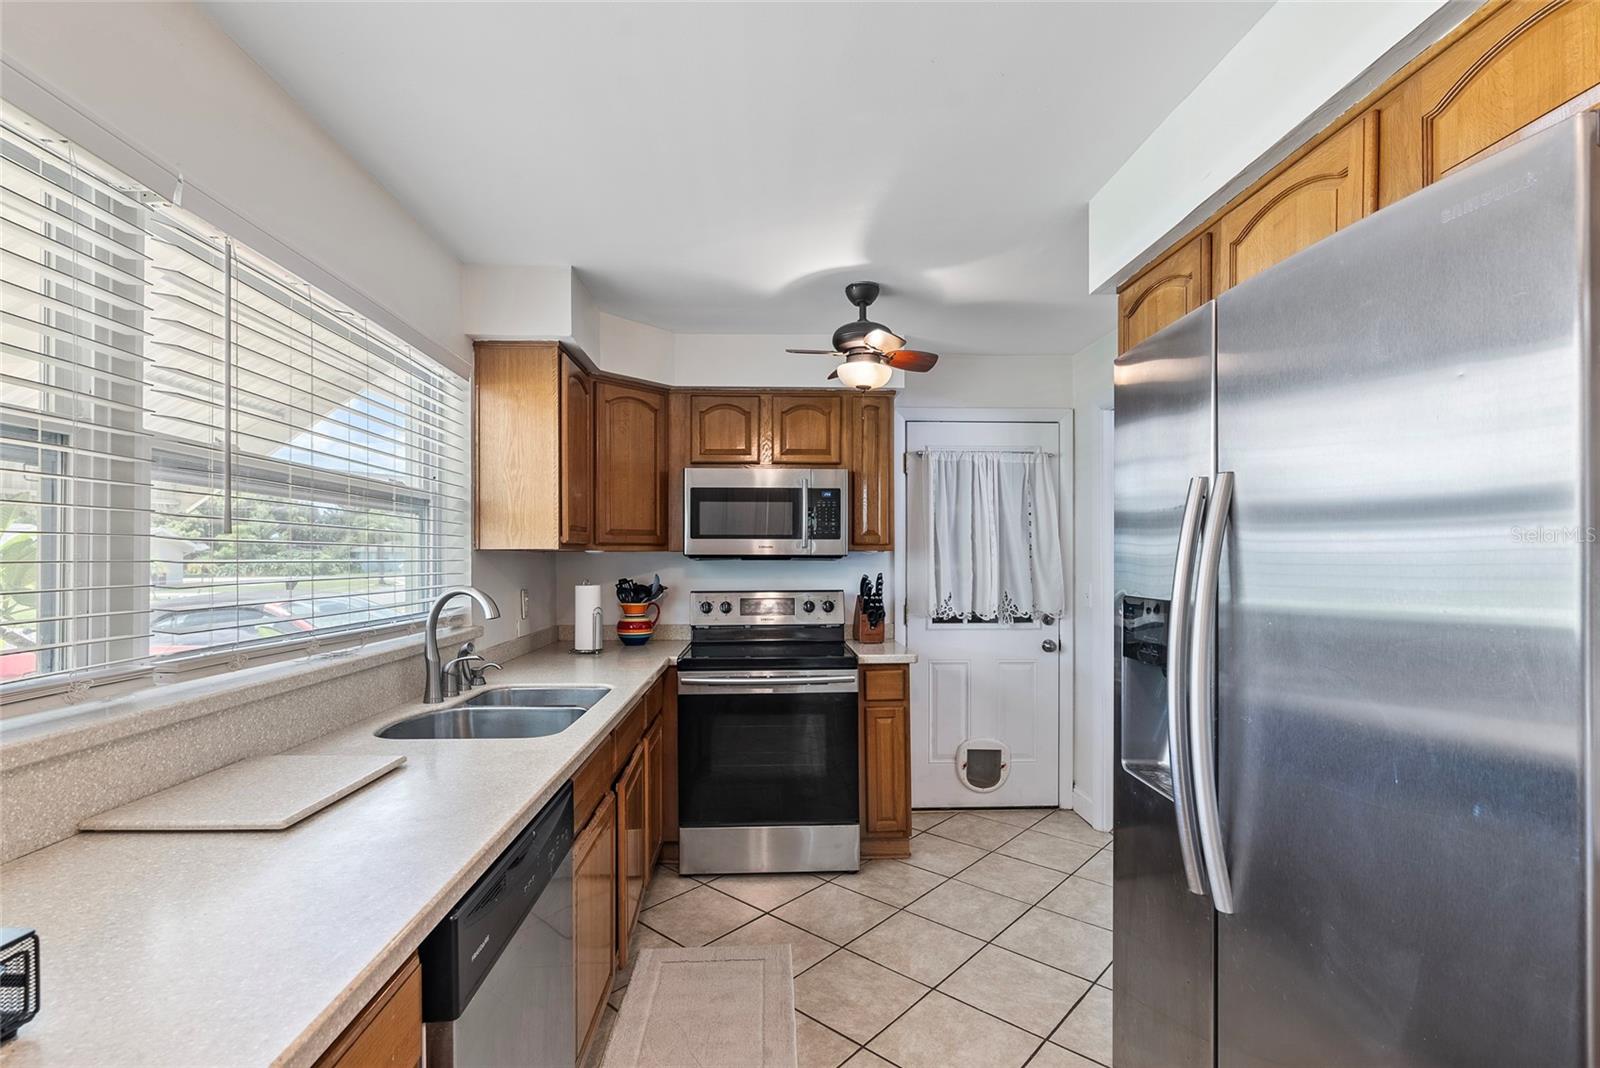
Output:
[852, 603, 885, 644]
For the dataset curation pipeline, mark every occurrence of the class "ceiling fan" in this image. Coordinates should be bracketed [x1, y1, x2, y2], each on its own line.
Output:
[786, 281, 940, 390]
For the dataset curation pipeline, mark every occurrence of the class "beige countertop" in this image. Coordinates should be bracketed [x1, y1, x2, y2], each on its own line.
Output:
[847, 640, 918, 664]
[0, 640, 685, 1068]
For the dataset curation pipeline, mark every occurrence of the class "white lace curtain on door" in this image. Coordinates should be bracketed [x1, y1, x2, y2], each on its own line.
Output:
[922, 449, 1066, 622]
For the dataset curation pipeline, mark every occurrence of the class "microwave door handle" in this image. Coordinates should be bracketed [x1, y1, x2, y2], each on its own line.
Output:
[1189, 470, 1235, 914]
[1168, 476, 1209, 897]
[800, 477, 811, 552]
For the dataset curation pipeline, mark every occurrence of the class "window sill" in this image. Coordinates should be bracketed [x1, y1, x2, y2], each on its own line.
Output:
[0, 624, 483, 773]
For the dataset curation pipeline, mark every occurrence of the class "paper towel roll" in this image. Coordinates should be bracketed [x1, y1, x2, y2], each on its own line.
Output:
[573, 583, 604, 653]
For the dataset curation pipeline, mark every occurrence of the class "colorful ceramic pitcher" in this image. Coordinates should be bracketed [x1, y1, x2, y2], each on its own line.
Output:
[616, 601, 659, 646]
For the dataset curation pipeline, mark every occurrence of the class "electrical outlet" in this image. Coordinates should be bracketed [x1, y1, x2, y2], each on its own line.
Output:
[519, 588, 529, 621]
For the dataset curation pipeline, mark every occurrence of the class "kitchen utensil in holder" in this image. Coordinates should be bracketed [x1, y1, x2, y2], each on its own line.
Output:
[852, 600, 885, 644]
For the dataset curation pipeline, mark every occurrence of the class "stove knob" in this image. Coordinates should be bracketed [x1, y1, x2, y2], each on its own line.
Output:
[802, 599, 816, 614]
[821, 599, 836, 614]
[698, 600, 713, 614]
[719, 600, 733, 614]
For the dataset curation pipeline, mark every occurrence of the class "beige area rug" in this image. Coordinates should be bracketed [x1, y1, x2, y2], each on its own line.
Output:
[603, 945, 797, 1067]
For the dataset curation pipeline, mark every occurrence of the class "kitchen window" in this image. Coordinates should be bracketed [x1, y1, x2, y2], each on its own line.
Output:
[0, 104, 471, 703]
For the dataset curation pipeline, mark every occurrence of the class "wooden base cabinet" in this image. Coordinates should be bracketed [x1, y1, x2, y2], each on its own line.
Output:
[860, 665, 912, 860]
[614, 745, 648, 970]
[574, 790, 616, 1058]
[645, 715, 665, 868]
[312, 954, 421, 1068]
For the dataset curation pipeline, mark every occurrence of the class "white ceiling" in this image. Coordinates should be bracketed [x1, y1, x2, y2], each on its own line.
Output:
[205, 2, 1270, 357]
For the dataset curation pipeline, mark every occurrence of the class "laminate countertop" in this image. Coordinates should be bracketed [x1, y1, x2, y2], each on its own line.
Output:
[0, 640, 686, 1068]
[847, 640, 919, 664]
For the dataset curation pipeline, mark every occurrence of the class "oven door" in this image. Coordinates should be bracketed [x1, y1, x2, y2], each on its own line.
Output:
[677, 670, 861, 873]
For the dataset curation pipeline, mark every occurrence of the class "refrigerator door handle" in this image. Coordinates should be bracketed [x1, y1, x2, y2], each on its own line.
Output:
[1189, 470, 1235, 914]
[1167, 476, 1209, 896]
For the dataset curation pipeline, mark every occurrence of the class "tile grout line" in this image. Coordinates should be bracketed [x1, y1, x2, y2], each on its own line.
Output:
[634, 812, 1111, 1067]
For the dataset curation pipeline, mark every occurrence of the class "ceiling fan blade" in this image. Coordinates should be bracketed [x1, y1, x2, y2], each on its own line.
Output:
[827, 368, 839, 380]
[886, 349, 939, 373]
[864, 328, 906, 353]
[786, 348, 843, 355]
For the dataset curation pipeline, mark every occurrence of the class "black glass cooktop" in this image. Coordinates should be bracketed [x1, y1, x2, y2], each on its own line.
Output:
[678, 639, 857, 674]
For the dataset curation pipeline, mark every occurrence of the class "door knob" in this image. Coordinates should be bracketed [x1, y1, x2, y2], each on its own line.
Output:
[1041, 639, 1058, 653]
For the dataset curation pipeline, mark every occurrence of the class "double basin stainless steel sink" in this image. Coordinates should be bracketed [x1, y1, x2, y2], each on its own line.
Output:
[377, 686, 611, 740]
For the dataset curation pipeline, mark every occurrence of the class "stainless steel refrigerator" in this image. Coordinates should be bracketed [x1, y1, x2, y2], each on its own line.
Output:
[1113, 112, 1597, 1068]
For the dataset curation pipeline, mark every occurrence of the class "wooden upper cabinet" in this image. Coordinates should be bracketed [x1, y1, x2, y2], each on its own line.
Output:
[688, 393, 762, 464]
[560, 354, 594, 547]
[594, 380, 669, 547]
[1378, 0, 1600, 204]
[848, 393, 894, 550]
[769, 393, 844, 465]
[474, 341, 567, 550]
[1117, 232, 1212, 354]
[1214, 113, 1378, 294]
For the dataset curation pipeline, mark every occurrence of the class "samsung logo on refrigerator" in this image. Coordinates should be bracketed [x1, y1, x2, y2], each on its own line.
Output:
[1440, 170, 1537, 224]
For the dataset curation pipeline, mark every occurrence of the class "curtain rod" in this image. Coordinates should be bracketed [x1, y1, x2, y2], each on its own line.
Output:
[910, 448, 1060, 457]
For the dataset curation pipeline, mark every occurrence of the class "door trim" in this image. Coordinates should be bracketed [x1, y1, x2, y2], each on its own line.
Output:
[893, 406, 1075, 812]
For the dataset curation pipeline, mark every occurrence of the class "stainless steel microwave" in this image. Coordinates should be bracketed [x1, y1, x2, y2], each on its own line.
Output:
[683, 467, 849, 558]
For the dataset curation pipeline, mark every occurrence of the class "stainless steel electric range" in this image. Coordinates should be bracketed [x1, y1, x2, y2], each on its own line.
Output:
[676, 590, 861, 875]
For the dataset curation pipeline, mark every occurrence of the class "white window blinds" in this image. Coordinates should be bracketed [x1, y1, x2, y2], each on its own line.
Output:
[1, 105, 470, 697]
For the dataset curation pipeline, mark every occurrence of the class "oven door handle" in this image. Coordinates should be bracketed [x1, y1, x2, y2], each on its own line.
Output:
[679, 673, 859, 694]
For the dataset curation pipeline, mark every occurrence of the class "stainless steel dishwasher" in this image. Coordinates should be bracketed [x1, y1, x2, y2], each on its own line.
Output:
[420, 783, 574, 1068]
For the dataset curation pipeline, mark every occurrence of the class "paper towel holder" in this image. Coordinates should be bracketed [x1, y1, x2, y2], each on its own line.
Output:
[573, 582, 604, 655]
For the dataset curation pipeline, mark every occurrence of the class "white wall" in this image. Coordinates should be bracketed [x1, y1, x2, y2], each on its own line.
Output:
[1087, 0, 1472, 291]
[900, 354, 1075, 410]
[596, 313, 675, 382]
[1, 1, 469, 369]
[462, 265, 580, 341]
[1067, 333, 1116, 828]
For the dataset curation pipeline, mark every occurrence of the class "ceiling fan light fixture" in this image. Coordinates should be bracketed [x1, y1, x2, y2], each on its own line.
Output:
[836, 356, 893, 391]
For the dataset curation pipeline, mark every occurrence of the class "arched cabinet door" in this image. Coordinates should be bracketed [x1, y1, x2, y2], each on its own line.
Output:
[1214, 112, 1378, 294]
[688, 393, 762, 464]
[1118, 232, 1212, 354]
[770, 393, 844, 465]
[594, 380, 669, 547]
[1377, 0, 1600, 204]
[560, 354, 594, 547]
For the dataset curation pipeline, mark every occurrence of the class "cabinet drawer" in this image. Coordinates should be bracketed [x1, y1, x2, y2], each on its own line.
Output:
[573, 735, 614, 829]
[862, 666, 907, 704]
[313, 954, 421, 1068]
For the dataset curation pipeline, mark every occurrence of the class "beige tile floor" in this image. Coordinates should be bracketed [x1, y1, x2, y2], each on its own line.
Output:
[587, 807, 1113, 1068]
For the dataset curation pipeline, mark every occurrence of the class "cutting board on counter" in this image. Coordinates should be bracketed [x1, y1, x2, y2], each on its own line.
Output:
[81, 754, 406, 832]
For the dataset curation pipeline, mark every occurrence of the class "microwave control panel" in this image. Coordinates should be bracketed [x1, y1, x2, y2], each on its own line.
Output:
[809, 487, 842, 538]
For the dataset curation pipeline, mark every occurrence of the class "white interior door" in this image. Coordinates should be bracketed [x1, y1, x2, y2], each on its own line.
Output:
[905, 420, 1067, 808]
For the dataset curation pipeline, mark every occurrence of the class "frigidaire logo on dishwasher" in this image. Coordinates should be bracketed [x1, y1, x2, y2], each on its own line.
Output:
[470, 934, 491, 962]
